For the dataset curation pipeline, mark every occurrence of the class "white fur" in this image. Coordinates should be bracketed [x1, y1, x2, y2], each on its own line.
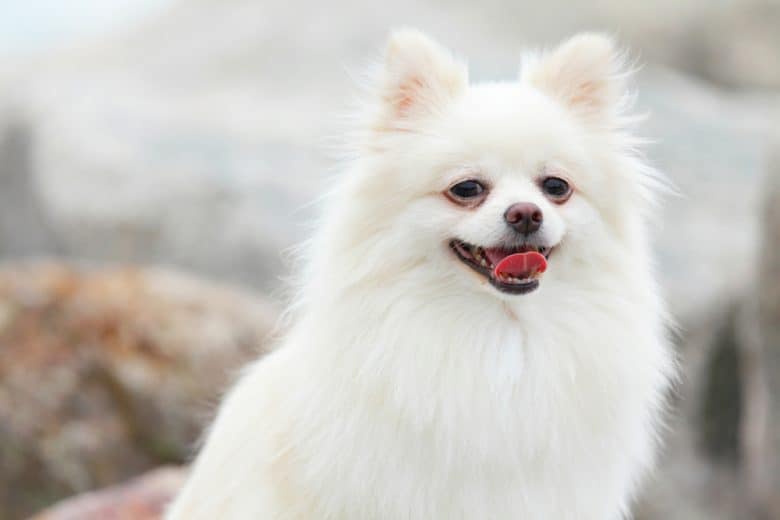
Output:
[167, 29, 676, 520]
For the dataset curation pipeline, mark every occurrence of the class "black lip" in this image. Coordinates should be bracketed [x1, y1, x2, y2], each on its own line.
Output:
[488, 277, 540, 294]
[449, 240, 549, 295]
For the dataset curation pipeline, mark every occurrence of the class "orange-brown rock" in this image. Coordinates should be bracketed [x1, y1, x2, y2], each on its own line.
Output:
[0, 264, 276, 519]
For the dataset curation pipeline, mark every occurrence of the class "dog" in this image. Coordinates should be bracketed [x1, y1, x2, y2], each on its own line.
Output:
[166, 29, 676, 520]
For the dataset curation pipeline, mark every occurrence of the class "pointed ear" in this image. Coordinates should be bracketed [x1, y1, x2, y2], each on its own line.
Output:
[523, 33, 629, 124]
[376, 29, 467, 129]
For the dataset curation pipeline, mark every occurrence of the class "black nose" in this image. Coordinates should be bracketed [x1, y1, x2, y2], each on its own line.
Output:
[504, 202, 543, 235]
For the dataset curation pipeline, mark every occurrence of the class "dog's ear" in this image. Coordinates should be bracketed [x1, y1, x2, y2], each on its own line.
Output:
[523, 33, 629, 125]
[376, 29, 467, 129]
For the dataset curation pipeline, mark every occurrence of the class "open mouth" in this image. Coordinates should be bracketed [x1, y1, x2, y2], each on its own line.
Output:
[449, 239, 553, 295]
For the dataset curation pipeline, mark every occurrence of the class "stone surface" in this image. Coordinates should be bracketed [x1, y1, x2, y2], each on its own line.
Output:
[0, 264, 276, 520]
[756, 145, 780, 518]
[0, 121, 57, 257]
[637, 144, 780, 520]
[667, 0, 780, 90]
[635, 303, 747, 520]
[30, 466, 186, 520]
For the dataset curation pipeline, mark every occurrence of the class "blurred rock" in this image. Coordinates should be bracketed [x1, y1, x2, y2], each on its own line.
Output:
[635, 303, 749, 520]
[636, 145, 780, 520]
[0, 263, 276, 520]
[756, 144, 780, 518]
[0, 120, 57, 257]
[642, 321, 759, 520]
[31, 466, 186, 520]
[671, 0, 780, 90]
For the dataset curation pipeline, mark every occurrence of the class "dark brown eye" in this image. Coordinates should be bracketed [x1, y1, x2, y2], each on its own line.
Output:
[540, 177, 572, 202]
[449, 180, 485, 200]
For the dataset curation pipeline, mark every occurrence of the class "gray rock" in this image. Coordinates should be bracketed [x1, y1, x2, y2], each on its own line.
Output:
[756, 143, 780, 518]
[638, 141, 780, 520]
[0, 120, 57, 257]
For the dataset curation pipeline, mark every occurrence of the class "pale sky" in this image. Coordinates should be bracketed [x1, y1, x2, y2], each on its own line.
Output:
[0, 0, 175, 55]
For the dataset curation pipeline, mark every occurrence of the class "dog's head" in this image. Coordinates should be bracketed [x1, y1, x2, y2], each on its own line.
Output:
[327, 29, 662, 301]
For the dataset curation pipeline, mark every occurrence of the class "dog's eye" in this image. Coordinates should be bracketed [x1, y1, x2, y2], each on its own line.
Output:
[540, 177, 572, 202]
[449, 180, 485, 200]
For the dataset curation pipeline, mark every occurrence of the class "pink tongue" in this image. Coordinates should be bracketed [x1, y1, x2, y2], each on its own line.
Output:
[493, 251, 547, 280]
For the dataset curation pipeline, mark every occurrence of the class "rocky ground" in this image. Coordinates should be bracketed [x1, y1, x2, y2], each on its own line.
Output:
[31, 467, 186, 520]
[0, 264, 276, 519]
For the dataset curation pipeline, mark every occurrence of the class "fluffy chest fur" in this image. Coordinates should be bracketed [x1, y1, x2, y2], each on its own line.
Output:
[171, 282, 669, 520]
[258, 282, 668, 520]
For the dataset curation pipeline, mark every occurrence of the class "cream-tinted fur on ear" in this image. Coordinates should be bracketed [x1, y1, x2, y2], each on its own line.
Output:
[167, 30, 675, 520]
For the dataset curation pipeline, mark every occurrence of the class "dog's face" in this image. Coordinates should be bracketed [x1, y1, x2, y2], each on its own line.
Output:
[346, 30, 654, 299]
[429, 85, 591, 296]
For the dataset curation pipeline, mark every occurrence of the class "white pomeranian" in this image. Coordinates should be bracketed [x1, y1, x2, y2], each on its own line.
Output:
[167, 29, 676, 520]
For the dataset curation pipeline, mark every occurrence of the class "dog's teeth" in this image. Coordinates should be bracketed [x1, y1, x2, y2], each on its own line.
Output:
[480, 259, 487, 267]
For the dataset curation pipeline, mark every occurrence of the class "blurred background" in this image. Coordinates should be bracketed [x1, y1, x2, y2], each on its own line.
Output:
[0, 1, 778, 519]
